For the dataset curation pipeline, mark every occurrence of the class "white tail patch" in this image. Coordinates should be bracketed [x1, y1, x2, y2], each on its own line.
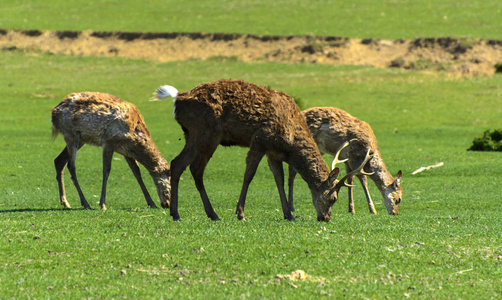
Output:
[151, 85, 178, 101]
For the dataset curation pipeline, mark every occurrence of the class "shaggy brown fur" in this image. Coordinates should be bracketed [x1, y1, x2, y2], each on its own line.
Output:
[288, 107, 402, 215]
[51, 92, 170, 210]
[155, 79, 370, 222]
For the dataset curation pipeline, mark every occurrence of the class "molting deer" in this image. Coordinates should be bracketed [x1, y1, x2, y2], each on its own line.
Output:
[51, 92, 171, 210]
[288, 107, 402, 215]
[152, 79, 371, 222]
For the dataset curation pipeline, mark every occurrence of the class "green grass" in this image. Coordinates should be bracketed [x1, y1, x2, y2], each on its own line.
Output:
[1, 0, 502, 39]
[1, 50, 502, 298]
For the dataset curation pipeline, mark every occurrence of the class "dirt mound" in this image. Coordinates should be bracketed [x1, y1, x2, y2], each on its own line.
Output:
[2, 29, 502, 76]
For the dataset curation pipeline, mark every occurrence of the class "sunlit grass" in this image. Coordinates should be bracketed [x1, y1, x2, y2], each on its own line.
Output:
[1, 50, 502, 298]
[1, 0, 501, 39]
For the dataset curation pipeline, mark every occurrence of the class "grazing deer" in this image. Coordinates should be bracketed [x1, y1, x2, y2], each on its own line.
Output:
[51, 92, 171, 210]
[288, 107, 402, 215]
[152, 79, 372, 222]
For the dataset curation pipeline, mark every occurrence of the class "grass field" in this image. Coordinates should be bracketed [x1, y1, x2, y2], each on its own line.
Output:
[1, 1, 502, 299]
[1, 0, 502, 39]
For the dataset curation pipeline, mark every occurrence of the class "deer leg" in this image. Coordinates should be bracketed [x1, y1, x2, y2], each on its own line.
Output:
[170, 141, 197, 221]
[65, 139, 91, 209]
[347, 175, 356, 214]
[98, 144, 114, 210]
[357, 175, 377, 215]
[124, 156, 158, 208]
[287, 165, 297, 212]
[54, 148, 71, 208]
[344, 163, 357, 214]
[190, 151, 220, 221]
[267, 157, 294, 221]
[236, 146, 265, 220]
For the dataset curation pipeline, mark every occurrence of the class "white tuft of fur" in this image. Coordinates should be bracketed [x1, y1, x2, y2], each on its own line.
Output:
[150, 85, 179, 101]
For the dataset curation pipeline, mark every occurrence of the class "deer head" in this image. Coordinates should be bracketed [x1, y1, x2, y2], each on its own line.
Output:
[313, 141, 374, 221]
[381, 170, 402, 215]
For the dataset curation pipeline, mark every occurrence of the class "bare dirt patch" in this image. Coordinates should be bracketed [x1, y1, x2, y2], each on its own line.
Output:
[2, 29, 502, 76]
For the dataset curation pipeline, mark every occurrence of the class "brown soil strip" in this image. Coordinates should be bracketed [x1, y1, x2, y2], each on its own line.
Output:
[1, 29, 502, 76]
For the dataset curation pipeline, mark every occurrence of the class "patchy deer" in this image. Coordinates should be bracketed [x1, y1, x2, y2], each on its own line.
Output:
[288, 107, 402, 215]
[152, 79, 372, 222]
[51, 92, 171, 210]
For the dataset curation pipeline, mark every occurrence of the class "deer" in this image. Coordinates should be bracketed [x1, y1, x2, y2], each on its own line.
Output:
[51, 91, 171, 210]
[152, 79, 373, 222]
[288, 107, 402, 215]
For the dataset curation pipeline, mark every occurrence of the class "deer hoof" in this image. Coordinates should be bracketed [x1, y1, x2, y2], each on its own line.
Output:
[285, 215, 296, 221]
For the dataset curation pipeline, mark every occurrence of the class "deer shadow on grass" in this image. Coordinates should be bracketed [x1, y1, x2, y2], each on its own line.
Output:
[0, 207, 159, 214]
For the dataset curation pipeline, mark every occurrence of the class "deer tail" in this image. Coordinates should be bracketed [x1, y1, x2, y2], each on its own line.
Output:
[151, 85, 179, 102]
[51, 117, 60, 141]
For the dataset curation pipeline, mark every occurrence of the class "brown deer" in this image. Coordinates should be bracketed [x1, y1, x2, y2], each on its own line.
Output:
[288, 107, 402, 215]
[152, 79, 372, 222]
[51, 92, 171, 210]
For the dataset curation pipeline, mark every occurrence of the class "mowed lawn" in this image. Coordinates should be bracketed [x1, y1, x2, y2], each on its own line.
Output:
[1, 0, 502, 298]
[1, 0, 502, 39]
[1, 49, 501, 298]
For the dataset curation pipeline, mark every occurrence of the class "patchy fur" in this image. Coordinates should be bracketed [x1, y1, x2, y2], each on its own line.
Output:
[159, 79, 363, 222]
[51, 92, 171, 210]
[289, 107, 402, 215]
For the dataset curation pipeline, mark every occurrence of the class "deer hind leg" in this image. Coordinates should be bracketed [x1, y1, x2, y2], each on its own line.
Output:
[65, 138, 91, 209]
[287, 165, 297, 212]
[357, 174, 377, 215]
[190, 148, 220, 221]
[267, 157, 294, 221]
[98, 144, 115, 210]
[124, 156, 158, 208]
[169, 139, 198, 221]
[236, 146, 265, 220]
[55, 148, 71, 208]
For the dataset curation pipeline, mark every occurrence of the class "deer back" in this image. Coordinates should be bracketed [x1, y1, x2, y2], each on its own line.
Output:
[174, 80, 321, 155]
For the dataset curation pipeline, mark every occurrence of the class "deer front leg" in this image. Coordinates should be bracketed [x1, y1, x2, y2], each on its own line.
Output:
[347, 175, 356, 214]
[169, 142, 197, 221]
[65, 139, 91, 209]
[236, 147, 265, 220]
[124, 156, 158, 208]
[357, 175, 377, 215]
[343, 162, 356, 214]
[190, 151, 220, 221]
[98, 145, 115, 210]
[54, 148, 71, 208]
[287, 165, 296, 212]
[267, 156, 294, 221]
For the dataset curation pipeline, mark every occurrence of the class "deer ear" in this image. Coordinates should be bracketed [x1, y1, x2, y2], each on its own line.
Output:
[328, 167, 340, 185]
[394, 170, 402, 187]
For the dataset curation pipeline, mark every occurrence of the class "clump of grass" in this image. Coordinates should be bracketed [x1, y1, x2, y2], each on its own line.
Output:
[468, 129, 502, 151]
[494, 63, 502, 73]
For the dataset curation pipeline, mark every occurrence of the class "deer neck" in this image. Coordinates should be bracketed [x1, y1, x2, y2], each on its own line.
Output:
[123, 137, 170, 176]
[288, 141, 331, 190]
[368, 154, 394, 191]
